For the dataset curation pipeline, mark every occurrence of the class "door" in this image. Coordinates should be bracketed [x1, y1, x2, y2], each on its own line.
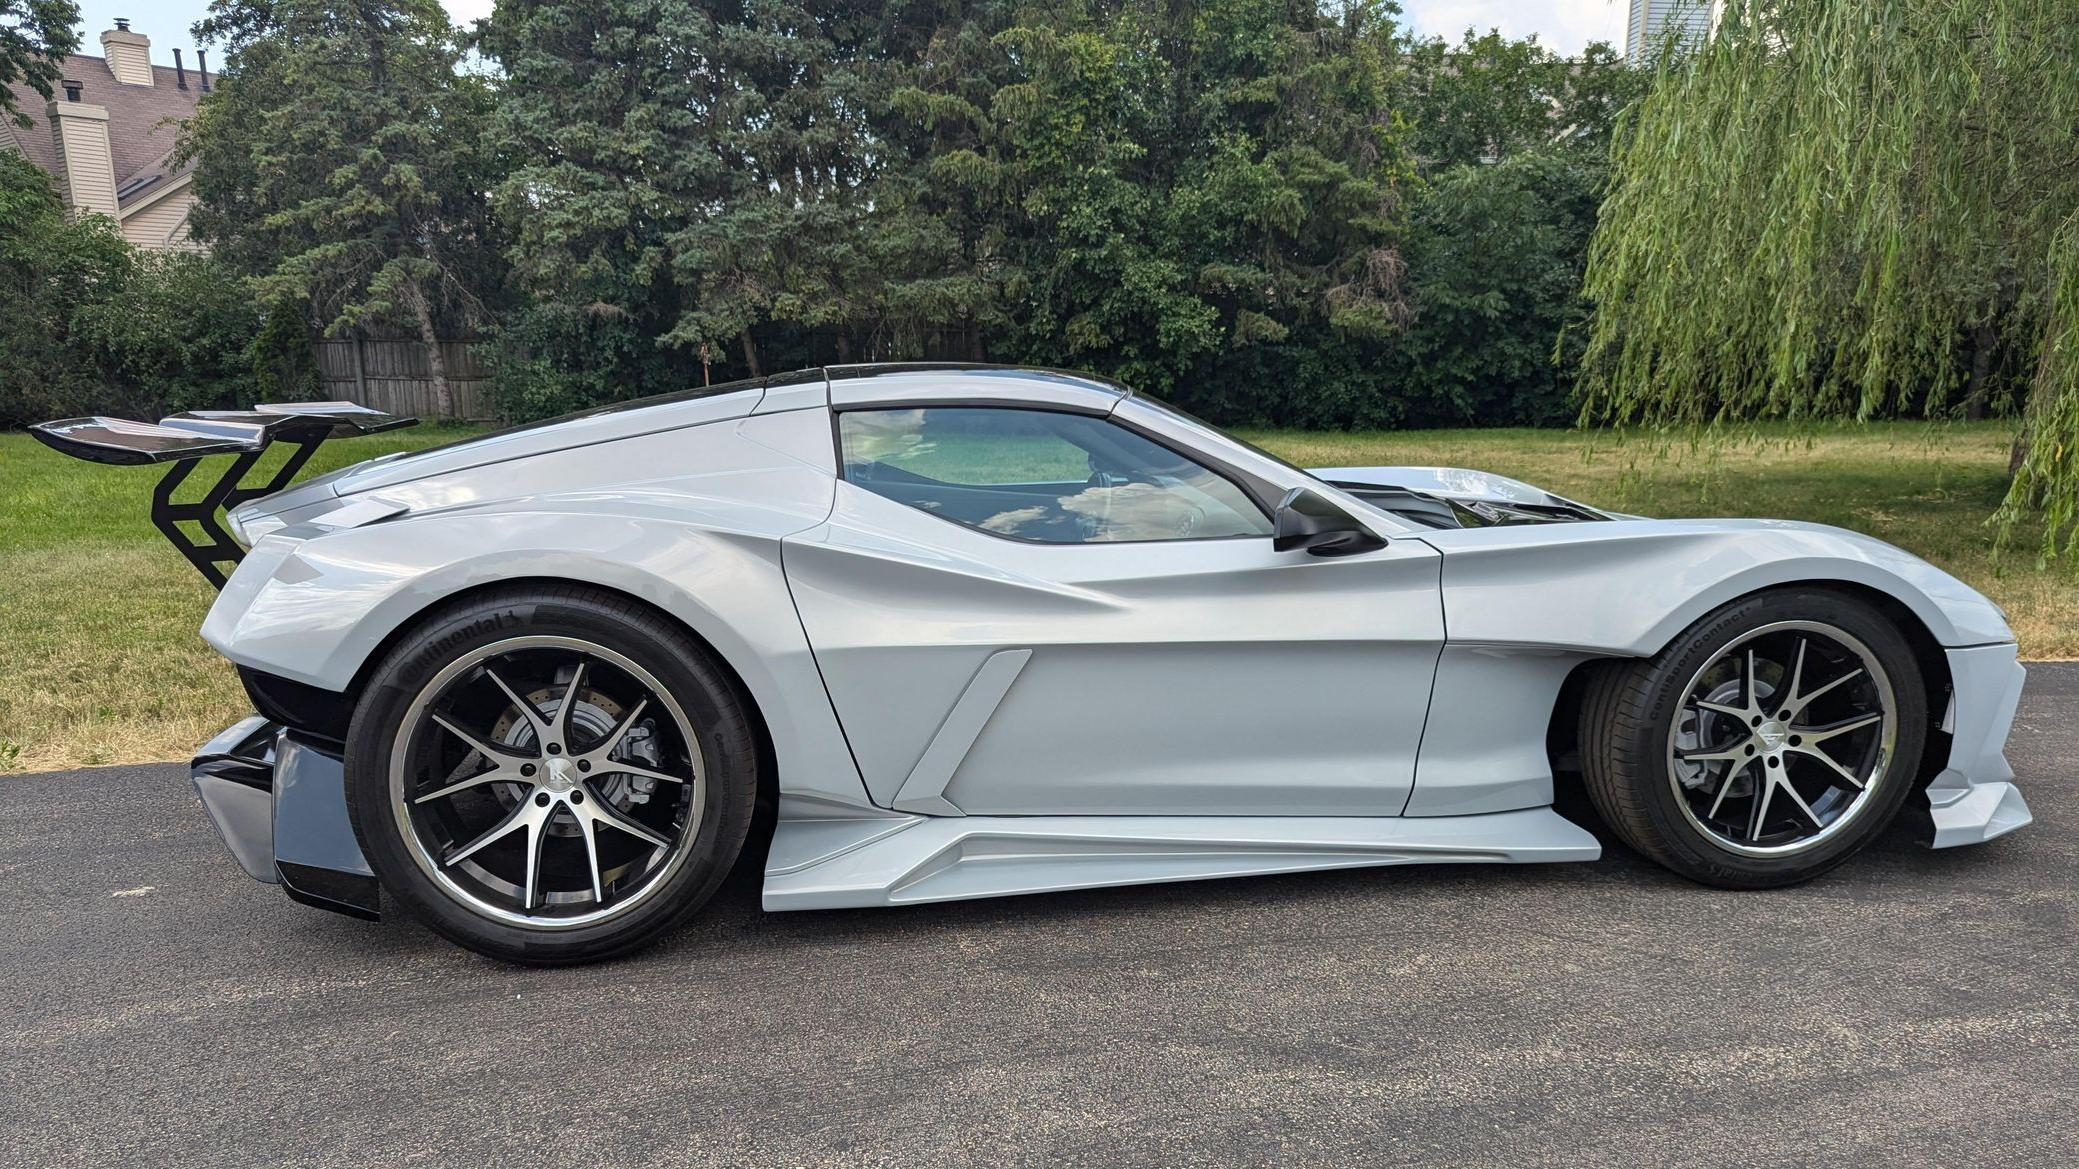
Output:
[782, 404, 1443, 817]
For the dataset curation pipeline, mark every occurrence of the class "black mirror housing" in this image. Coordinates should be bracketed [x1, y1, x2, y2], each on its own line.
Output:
[1273, 487, 1388, 557]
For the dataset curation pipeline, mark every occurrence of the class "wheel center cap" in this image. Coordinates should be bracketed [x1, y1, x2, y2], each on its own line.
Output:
[1756, 721, 1789, 750]
[543, 757, 578, 793]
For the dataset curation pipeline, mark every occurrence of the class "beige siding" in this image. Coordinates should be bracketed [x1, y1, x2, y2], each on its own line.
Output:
[100, 30, 155, 86]
[121, 187, 202, 251]
[49, 104, 118, 219]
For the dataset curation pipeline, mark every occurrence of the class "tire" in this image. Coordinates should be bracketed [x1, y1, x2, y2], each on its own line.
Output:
[1578, 587, 1927, 889]
[345, 585, 759, 964]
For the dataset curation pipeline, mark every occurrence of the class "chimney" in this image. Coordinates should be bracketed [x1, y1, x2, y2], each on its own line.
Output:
[46, 91, 118, 220]
[100, 19, 154, 86]
[196, 49, 210, 92]
[173, 48, 188, 90]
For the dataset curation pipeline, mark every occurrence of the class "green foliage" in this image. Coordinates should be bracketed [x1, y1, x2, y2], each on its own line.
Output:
[981, 1, 1416, 411]
[247, 301, 320, 404]
[0, 153, 263, 425]
[0, 152, 129, 424]
[1578, 1, 2079, 554]
[1392, 149, 1606, 427]
[1400, 31, 1644, 170]
[487, 302, 690, 420]
[71, 250, 272, 413]
[0, 0, 78, 127]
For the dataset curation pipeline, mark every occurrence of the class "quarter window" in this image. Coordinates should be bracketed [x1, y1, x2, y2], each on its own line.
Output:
[838, 407, 1273, 544]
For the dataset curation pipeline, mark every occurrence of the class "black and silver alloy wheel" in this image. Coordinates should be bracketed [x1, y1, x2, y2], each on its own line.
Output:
[347, 586, 759, 964]
[391, 636, 705, 929]
[1580, 588, 1927, 889]
[1668, 621, 1896, 856]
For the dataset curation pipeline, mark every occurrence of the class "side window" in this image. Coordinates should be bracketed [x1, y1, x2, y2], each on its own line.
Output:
[838, 407, 1274, 544]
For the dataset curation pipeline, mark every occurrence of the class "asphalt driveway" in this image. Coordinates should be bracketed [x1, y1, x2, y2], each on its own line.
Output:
[3, 669, 2074, 1168]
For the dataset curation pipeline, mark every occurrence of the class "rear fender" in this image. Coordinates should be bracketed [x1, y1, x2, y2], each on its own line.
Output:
[203, 501, 873, 813]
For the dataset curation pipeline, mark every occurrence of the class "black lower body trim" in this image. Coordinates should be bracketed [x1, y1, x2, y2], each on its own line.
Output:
[278, 861, 381, 921]
[191, 715, 380, 923]
[239, 667, 354, 743]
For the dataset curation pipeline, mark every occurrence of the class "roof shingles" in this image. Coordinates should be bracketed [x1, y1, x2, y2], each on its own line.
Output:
[5, 55, 201, 209]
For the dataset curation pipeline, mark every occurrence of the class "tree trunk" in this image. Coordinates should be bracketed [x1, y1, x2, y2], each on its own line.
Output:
[740, 330, 762, 378]
[1964, 321, 1996, 421]
[407, 284, 453, 418]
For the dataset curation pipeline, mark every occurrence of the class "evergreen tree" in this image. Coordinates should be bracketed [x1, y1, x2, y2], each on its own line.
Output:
[978, 0, 1418, 417]
[182, 0, 501, 415]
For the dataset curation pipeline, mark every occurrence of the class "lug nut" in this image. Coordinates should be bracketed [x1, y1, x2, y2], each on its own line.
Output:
[577, 760, 591, 772]
[1766, 757, 1780, 768]
[520, 764, 536, 777]
[571, 790, 585, 805]
[546, 743, 562, 755]
[535, 792, 551, 806]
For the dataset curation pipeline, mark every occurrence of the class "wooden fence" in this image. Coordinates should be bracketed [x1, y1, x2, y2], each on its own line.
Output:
[313, 338, 493, 421]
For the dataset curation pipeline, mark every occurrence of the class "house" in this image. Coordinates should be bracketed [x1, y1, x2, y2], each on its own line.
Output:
[2, 19, 207, 251]
[1626, 0, 1718, 65]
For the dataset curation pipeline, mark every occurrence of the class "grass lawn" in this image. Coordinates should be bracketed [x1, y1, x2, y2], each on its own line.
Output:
[2, 418, 2071, 773]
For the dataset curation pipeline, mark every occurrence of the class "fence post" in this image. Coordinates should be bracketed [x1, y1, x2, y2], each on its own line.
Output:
[351, 339, 369, 404]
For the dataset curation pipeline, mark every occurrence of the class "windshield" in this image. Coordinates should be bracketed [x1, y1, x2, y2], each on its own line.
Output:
[1122, 392, 1322, 483]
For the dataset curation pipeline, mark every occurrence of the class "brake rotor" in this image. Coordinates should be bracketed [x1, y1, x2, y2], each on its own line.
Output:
[487, 684, 664, 835]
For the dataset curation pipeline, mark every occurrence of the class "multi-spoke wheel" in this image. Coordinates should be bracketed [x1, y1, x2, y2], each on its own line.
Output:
[346, 587, 759, 963]
[1579, 589, 1927, 888]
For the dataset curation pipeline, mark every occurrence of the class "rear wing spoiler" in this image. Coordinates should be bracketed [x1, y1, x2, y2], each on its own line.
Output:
[30, 402, 417, 588]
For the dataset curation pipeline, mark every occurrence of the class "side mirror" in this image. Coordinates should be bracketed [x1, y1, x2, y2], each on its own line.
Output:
[1273, 487, 1388, 557]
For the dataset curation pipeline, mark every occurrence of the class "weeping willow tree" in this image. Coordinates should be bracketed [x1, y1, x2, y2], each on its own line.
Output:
[1578, 1, 2079, 562]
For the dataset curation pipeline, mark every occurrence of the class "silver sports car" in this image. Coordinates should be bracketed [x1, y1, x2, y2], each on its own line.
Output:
[34, 364, 2033, 963]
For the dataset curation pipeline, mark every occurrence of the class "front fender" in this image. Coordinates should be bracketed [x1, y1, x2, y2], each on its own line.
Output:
[1417, 518, 2012, 654]
[202, 502, 874, 812]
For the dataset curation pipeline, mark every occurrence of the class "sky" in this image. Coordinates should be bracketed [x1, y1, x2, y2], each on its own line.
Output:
[82, 0, 1628, 67]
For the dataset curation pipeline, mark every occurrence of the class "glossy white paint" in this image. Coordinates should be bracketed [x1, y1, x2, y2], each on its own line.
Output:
[827, 364, 1125, 412]
[1403, 645, 1598, 816]
[761, 808, 1603, 910]
[192, 364, 2030, 915]
[204, 407, 877, 814]
[1313, 464, 1583, 508]
[1415, 519, 2013, 653]
[783, 479, 1444, 815]
[1928, 643, 2033, 847]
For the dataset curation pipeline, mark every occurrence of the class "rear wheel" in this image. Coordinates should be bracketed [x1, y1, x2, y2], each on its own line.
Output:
[346, 586, 758, 963]
[1579, 588, 1926, 888]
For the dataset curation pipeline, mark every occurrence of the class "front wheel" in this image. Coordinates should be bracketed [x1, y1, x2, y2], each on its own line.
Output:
[1579, 588, 1927, 888]
[345, 586, 759, 963]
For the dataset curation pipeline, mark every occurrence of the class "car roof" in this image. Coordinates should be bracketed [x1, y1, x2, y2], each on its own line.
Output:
[824, 363, 1132, 413]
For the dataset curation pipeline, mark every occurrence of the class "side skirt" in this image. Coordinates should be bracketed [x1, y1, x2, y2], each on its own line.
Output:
[762, 809, 1601, 911]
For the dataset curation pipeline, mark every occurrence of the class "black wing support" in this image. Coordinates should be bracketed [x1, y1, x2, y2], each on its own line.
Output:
[30, 402, 418, 588]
